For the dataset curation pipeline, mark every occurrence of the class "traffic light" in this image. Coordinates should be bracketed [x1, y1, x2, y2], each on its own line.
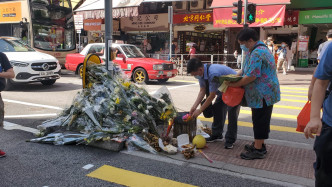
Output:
[232, 0, 243, 24]
[247, 3, 256, 24]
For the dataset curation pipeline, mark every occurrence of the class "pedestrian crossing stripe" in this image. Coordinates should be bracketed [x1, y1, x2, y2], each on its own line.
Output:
[198, 117, 300, 134]
[281, 94, 307, 98]
[281, 90, 307, 94]
[280, 86, 308, 91]
[274, 105, 302, 110]
[87, 165, 197, 187]
[281, 98, 307, 103]
[240, 110, 297, 119]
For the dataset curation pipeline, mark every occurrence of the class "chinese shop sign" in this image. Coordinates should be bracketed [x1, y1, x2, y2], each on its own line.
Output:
[121, 14, 168, 31]
[285, 11, 299, 25]
[213, 5, 286, 28]
[173, 13, 213, 24]
[84, 19, 102, 31]
[0, 2, 22, 22]
[299, 9, 332, 24]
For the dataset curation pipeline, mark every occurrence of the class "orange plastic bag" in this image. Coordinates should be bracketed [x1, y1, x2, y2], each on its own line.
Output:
[222, 87, 245, 107]
[296, 101, 311, 132]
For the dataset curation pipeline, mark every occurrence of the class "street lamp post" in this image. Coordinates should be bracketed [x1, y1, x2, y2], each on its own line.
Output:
[105, 0, 113, 73]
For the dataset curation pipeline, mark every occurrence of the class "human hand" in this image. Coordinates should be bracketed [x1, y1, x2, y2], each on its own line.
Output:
[189, 107, 196, 116]
[192, 109, 202, 118]
[304, 118, 322, 139]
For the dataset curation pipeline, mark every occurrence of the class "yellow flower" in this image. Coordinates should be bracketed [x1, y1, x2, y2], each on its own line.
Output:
[160, 109, 172, 120]
[122, 81, 131, 88]
[87, 83, 93, 88]
[116, 97, 120, 104]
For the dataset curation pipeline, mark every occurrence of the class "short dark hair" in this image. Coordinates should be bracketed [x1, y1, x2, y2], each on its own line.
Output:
[187, 58, 203, 74]
[327, 29, 332, 38]
[237, 28, 259, 42]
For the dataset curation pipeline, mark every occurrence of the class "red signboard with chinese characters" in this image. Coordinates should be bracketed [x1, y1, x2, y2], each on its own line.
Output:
[285, 11, 299, 25]
[213, 5, 286, 28]
[173, 13, 213, 24]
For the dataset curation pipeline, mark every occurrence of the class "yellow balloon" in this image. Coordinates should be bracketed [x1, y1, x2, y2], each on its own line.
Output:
[192, 135, 206, 149]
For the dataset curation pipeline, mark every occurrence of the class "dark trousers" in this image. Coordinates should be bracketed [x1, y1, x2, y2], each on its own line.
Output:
[314, 122, 332, 187]
[251, 99, 273, 139]
[211, 93, 240, 144]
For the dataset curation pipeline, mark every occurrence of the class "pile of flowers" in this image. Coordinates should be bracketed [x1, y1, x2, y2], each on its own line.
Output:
[30, 64, 176, 147]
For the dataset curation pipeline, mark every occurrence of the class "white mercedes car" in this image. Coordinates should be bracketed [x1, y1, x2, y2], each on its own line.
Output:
[0, 37, 61, 90]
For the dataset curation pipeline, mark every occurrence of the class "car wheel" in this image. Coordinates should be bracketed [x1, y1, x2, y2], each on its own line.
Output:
[133, 68, 148, 84]
[4, 79, 14, 91]
[41, 79, 56, 86]
[77, 64, 84, 79]
[157, 78, 169, 83]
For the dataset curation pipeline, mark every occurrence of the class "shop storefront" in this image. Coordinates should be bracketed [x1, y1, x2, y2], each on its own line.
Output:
[120, 13, 170, 55]
[297, 9, 332, 67]
[173, 12, 226, 60]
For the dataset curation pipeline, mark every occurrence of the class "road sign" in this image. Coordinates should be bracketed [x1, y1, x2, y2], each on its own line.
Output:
[76, 29, 81, 34]
[74, 15, 84, 30]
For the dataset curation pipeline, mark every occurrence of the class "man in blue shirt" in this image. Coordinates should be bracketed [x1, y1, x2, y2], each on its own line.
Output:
[304, 41, 332, 186]
[187, 58, 240, 149]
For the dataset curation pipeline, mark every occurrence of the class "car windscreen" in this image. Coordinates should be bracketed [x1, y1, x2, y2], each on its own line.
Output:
[121, 45, 145, 58]
[0, 39, 35, 52]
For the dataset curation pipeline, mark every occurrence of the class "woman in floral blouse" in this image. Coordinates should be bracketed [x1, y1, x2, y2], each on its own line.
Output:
[228, 28, 280, 160]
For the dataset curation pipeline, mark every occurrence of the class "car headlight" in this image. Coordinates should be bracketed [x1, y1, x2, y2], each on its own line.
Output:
[173, 64, 177, 69]
[153, 64, 163, 70]
[10, 61, 29, 67]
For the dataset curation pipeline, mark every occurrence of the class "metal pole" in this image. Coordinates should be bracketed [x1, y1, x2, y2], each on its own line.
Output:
[105, 0, 113, 72]
[78, 33, 81, 52]
[168, 6, 173, 60]
[241, 0, 248, 70]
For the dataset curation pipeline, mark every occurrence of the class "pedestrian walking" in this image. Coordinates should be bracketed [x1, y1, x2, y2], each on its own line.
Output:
[228, 28, 280, 160]
[189, 45, 196, 59]
[0, 52, 15, 157]
[187, 58, 240, 149]
[308, 29, 332, 101]
[304, 39, 332, 187]
[276, 42, 288, 75]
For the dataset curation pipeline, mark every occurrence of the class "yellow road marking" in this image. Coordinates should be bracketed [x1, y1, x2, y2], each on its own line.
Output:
[281, 94, 307, 98]
[87, 165, 197, 187]
[274, 105, 302, 110]
[197, 117, 300, 134]
[239, 110, 297, 119]
[280, 86, 308, 91]
[281, 90, 307, 94]
[281, 98, 307, 103]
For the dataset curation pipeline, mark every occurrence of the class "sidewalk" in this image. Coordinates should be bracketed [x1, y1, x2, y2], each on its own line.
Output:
[168, 69, 315, 186]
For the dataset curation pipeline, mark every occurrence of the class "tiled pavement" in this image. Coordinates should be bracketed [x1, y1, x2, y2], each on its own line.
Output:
[199, 140, 315, 180]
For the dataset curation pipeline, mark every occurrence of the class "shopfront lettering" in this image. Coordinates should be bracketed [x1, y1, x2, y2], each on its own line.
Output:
[174, 13, 213, 24]
[0, 2, 21, 22]
[299, 9, 332, 24]
[120, 13, 168, 31]
[213, 5, 285, 28]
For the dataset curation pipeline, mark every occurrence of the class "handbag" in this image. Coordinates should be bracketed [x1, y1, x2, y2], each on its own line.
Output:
[296, 101, 311, 132]
[201, 64, 214, 118]
[222, 87, 244, 107]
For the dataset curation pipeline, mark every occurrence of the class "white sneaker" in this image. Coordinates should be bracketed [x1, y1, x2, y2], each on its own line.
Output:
[283, 71, 287, 75]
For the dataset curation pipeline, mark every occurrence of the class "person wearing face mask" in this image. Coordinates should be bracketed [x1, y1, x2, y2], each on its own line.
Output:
[187, 58, 240, 149]
[276, 42, 288, 75]
[228, 28, 280, 160]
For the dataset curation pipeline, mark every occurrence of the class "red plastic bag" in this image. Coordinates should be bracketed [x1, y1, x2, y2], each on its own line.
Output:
[296, 101, 311, 132]
[222, 87, 245, 107]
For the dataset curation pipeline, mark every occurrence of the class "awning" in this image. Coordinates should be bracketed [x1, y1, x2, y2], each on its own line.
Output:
[213, 5, 286, 28]
[75, 0, 144, 19]
[211, 0, 290, 8]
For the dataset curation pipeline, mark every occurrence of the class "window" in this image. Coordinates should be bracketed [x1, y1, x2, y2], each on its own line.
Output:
[30, 0, 75, 51]
[0, 39, 35, 52]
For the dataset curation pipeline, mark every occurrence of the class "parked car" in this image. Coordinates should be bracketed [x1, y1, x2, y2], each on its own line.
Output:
[0, 37, 61, 90]
[65, 43, 177, 83]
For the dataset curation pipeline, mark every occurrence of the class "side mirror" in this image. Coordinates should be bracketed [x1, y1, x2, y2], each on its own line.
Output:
[117, 54, 126, 63]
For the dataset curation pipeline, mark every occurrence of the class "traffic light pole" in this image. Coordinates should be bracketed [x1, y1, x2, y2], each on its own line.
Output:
[241, 0, 248, 70]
